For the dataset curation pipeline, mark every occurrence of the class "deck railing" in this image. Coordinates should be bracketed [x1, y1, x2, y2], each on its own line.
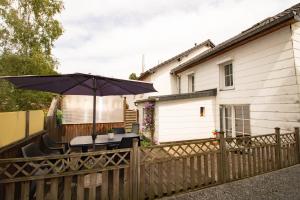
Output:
[0, 127, 299, 200]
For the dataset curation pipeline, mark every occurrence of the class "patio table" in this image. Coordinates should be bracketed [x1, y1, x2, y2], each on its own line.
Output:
[70, 133, 140, 151]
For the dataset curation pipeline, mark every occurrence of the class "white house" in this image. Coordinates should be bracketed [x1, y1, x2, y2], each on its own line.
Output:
[136, 3, 300, 143]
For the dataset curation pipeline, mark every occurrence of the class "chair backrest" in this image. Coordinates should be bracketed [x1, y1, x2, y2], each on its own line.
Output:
[118, 136, 140, 149]
[112, 127, 125, 134]
[131, 123, 139, 134]
[42, 134, 57, 147]
[22, 143, 46, 158]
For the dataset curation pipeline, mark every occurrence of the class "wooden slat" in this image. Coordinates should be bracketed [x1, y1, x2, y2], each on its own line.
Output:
[167, 160, 173, 195]
[21, 181, 30, 200]
[197, 155, 203, 187]
[190, 156, 195, 188]
[88, 173, 97, 200]
[112, 169, 120, 200]
[132, 164, 139, 199]
[257, 147, 262, 174]
[204, 154, 209, 185]
[36, 179, 45, 200]
[175, 159, 181, 193]
[237, 151, 242, 178]
[157, 162, 163, 197]
[247, 147, 252, 177]
[263, 146, 267, 172]
[77, 175, 84, 200]
[210, 153, 215, 183]
[242, 148, 246, 178]
[267, 145, 270, 171]
[231, 151, 236, 180]
[149, 164, 155, 199]
[64, 176, 72, 200]
[50, 178, 59, 200]
[101, 171, 109, 200]
[5, 182, 15, 200]
[182, 157, 188, 191]
[253, 147, 257, 175]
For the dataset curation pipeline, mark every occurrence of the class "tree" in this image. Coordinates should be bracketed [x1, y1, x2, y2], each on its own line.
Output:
[0, 0, 64, 112]
[129, 73, 138, 80]
[0, 0, 64, 55]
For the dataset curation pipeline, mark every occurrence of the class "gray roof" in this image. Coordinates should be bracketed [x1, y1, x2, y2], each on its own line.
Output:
[135, 88, 217, 103]
[171, 3, 300, 74]
[138, 39, 215, 80]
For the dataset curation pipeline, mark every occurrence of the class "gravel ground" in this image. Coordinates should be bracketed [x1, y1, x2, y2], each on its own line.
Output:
[161, 164, 300, 200]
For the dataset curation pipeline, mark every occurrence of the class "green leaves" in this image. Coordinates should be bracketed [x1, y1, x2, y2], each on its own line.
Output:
[0, 0, 63, 112]
[0, 0, 63, 55]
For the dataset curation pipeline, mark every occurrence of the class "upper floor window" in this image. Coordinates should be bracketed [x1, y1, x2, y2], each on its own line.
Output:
[188, 73, 195, 93]
[220, 62, 234, 90]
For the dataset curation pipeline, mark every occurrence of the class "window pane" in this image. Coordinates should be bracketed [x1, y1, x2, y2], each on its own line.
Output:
[243, 105, 250, 119]
[235, 106, 243, 119]
[235, 119, 243, 136]
[244, 119, 251, 135]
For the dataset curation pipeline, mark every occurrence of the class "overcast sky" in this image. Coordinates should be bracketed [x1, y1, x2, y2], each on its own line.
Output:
[53, 0, 299, 79]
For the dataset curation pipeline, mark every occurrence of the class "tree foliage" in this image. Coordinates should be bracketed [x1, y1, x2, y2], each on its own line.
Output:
[129, 73, 138, 80]
[0, 0, 64, 112]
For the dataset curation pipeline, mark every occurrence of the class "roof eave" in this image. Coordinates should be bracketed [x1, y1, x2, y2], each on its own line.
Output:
[171, 13, 298, 75]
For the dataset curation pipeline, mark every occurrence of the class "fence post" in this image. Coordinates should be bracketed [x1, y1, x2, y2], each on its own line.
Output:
[275, 127, 282, 169]
[130, 138, 139, 200]
[294, 127, 300, 163]
[219, 131, 227, 183]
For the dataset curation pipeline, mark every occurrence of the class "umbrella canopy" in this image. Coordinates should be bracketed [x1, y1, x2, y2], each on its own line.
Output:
[2, 73, 156, 145]
[3, 73, 156, 96]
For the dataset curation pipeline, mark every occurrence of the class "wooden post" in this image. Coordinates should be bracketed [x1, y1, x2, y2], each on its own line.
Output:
[219, 131, 227, 183]
[123, 97, 127, 128]
[275, 127, 282, 169]
[130, 138, 139, 200]
[294, 127, 300, 163]
[25, 111, 30, 138]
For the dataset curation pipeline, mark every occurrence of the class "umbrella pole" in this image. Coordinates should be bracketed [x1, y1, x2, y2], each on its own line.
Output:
[92, 78, 97, 150]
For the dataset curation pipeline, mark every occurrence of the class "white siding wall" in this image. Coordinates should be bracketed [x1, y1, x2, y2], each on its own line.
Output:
[179, 25, 300, 135]
[155, 97, 216, 142]
[139, 45, 211, 99]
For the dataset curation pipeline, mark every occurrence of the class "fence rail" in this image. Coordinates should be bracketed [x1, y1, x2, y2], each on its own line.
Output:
[0, 127, 299, 200]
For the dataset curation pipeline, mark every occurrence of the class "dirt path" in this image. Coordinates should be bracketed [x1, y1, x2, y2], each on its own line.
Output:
[161, 164, 300, 200]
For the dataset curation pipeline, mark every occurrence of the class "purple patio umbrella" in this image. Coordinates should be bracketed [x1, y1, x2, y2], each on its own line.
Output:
[2, 73, 156, 144]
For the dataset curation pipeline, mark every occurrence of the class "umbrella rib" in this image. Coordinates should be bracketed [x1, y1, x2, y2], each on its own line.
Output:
[105, 79, 137, 94]
[59, 77, 91, 94]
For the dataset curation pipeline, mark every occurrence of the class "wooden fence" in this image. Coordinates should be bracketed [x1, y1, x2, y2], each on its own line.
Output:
[0, 128, 299, 200]
[61, 122, 125, 142]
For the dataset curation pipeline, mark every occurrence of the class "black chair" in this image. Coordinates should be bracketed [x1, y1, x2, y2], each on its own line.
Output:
[42, 134, 65, 154]
[112, 127, 125, 134]
[22, 143, 47, 158]
[118, 136, 140, 149]
[131, 123, 139, 134]
[22, 143, 48, 199]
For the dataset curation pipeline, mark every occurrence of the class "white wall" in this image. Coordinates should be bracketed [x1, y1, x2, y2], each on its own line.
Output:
[155, 97, 216, 142]
[139, 45, 211, 99]
[178, 25, 300, 134]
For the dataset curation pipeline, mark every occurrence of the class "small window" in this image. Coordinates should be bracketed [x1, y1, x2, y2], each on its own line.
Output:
[220, 62, 234, 90]
[224, 63, 233, 87]
[200, 107, 205, 117]
[188, 73, 195, 93]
